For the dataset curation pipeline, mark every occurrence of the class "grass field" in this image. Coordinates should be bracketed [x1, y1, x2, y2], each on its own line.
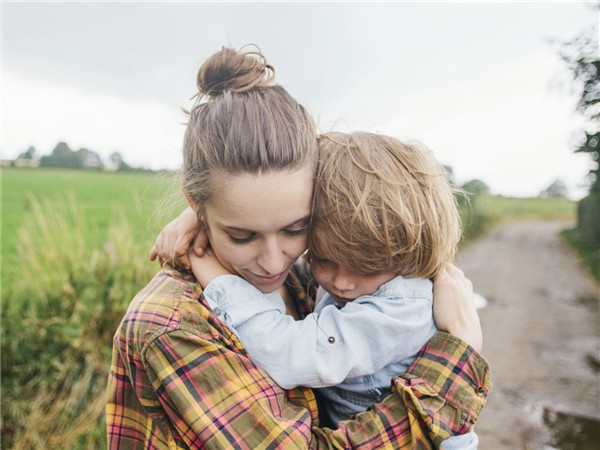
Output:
[2, 167, 186, 285]
[473, 194, 577, 223]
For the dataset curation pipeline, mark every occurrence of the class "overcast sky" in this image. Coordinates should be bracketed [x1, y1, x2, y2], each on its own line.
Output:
[2, 1, 598, 198]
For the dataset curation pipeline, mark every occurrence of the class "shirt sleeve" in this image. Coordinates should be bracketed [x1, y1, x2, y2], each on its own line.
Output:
[203, 274, 436, 389]
[143, 328, 490, 449]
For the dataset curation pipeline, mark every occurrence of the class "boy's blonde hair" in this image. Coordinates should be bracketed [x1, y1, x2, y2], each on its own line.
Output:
[310, 131, 462, 279]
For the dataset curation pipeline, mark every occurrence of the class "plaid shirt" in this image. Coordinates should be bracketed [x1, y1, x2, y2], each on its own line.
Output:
[106, 267, 490, 449]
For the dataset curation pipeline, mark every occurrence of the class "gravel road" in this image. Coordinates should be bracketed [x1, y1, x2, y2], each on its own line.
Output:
[456, 220, 599, 450]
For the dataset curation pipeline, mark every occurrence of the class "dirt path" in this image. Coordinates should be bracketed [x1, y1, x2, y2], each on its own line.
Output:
[455, 220, 599, 450]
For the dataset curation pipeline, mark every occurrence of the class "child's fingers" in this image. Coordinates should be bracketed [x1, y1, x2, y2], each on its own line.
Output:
[192, 228, 208, 256]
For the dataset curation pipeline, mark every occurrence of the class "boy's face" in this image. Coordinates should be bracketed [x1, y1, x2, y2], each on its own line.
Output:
[311, 258, 396, 306]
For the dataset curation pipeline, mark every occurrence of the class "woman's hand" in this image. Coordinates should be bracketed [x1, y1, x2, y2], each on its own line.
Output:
[189, 249, 232, 289]
[433, 264, 482, 353]
[149, 207, 208, 270]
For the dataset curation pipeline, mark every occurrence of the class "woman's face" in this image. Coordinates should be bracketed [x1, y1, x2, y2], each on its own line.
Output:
[201, 168, 313, 293]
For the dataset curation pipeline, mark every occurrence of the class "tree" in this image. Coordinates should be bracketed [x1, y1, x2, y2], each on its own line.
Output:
[443, 165, 456, 186]
[40, 142, 78, 168]
[109, 152, 123, 167]
[462, 179, 490, 196]
[17, 146, 37, 160]
[108, 151, 132, 171]
[557, 3, 600, 279]
[557, 11, 599, 193]
[540, 179, 568, 198]
[39, 142, 102, 169]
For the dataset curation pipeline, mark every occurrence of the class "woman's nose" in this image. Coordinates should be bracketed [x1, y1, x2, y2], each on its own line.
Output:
[257, 239, 286, 275]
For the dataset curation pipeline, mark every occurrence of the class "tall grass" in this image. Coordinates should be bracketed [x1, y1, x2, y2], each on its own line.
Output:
[1, 167, 184, 288]
[1, 195, 158, 449]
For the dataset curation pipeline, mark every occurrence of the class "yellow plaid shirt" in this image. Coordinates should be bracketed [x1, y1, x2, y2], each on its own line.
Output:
[106, 267, 490, 449]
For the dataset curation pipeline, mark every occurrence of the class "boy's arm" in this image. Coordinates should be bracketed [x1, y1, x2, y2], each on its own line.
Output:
[150, 207, 208, 269]
[203, 274, 435, 389]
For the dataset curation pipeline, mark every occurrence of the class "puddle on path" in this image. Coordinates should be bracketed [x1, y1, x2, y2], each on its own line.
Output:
[542, 407, 600, 450]
[473, 292, 488, 309]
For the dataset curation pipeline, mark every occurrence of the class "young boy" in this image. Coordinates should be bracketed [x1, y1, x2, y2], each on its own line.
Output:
[189, 131, 477, 447]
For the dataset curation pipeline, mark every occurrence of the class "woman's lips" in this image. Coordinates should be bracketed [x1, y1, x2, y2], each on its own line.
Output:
[252, 271, 285, 284]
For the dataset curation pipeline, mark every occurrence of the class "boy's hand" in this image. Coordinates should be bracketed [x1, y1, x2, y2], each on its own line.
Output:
[189, 249, 232, 289]
[149, 207, 208, 270]
[433, 264, 482, 353]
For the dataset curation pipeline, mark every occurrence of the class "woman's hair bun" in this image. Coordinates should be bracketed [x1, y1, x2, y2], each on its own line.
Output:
[196, 46, 275, 98]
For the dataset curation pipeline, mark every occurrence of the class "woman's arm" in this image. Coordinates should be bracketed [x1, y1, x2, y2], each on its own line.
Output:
[108, 266, 489, 449]
[142, 328, 489, 449]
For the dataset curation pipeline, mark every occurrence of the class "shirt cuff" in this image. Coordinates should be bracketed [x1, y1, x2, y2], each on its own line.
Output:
[202, 275, 285, 327]
[203, 275, 250, 311]
[395, 331, 491, 429]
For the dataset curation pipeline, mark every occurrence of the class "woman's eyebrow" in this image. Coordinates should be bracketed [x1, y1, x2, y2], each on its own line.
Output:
[286, 215, 311, 227]
[222, 215, 310, 233]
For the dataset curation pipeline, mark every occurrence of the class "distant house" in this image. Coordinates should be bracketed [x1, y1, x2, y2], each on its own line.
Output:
[11, 145, 40, 168]
[1, 159, 13, 167]
[14, 158, 40, 168]
[82, 151, 102, 169]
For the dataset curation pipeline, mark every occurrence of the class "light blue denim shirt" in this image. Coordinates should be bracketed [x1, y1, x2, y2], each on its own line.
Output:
[312, 279, 436, 427]
[203, 275, 436, 393]
[203, 275, 477, 447]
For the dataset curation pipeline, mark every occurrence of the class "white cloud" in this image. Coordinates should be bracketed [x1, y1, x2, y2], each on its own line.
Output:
[2, 1, 597, 199]
[2, 70, 184, 169]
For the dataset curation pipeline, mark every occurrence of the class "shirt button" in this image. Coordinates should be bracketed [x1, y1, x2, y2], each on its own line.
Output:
[476, 386, 486, 395]
[214, 307, 223, 316]
[328, 336, 336, 344]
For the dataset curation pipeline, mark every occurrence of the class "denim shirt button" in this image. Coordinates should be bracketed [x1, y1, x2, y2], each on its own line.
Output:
[214, 307, 223, 316]
[328, 336, 336, 344]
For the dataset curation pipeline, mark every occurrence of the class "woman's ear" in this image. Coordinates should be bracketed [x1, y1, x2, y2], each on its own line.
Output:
[183, 191, 200, 214]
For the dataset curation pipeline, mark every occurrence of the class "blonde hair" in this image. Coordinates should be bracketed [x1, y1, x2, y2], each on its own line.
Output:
[310, 132, 462, 279]
[182, 46, 317, 205]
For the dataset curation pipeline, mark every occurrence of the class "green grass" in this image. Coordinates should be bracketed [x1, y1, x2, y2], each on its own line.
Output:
[473, 195, 577, 223]
[2, 167, 186, 286]
[1, 167, 187, 449]
[563, 228, 600, 282]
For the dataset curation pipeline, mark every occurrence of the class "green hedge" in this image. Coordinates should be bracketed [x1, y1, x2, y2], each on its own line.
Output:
[564, 192, 600, 281]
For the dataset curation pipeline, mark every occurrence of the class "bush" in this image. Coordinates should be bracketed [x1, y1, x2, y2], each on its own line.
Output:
[1, 195, 156, 449]
[456, 192, 490, 245]
[564, 191, 600, 281]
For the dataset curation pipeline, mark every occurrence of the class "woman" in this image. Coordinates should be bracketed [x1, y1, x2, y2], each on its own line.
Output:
[107, 46, 489, 449]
